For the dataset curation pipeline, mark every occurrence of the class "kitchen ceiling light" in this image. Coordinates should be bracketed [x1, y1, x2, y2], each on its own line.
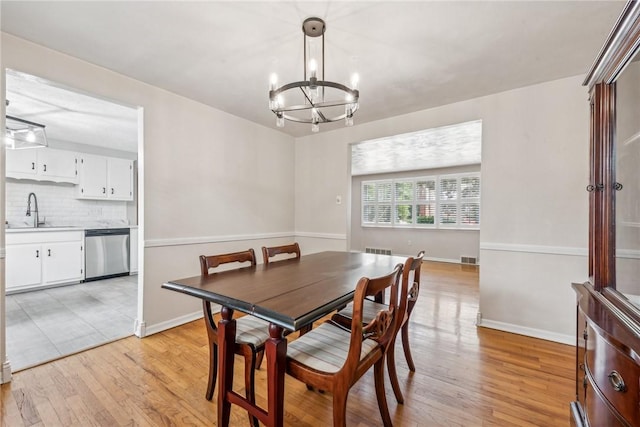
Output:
[269, 17, 359, 132]
[5, 115, 48, 149]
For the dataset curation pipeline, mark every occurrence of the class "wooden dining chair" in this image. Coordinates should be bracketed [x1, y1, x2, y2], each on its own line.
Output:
[331, 251, 425, 404]
[261, 242, 301, 264]
[286, 263, 404, 427]
[199, 248, 268, 427]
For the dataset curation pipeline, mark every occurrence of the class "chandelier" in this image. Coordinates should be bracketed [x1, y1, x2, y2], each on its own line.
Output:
[269, 17, 359, 132]
[5, 115, 48, 149]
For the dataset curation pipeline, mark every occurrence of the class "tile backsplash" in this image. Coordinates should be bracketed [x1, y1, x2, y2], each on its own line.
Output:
[6, 180, 129, 227]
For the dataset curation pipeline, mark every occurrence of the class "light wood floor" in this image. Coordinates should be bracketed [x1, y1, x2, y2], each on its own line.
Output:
[1, 261, 575, 426]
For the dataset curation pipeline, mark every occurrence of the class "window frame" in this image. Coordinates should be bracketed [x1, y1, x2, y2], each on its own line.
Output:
[361, 172, 480, 230]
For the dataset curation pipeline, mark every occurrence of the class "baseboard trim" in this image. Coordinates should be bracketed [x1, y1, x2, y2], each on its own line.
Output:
[1, 360, 12, 384]
[143, 310, 207, 336]
[424, 256, 468, 264]
[477, 318, 574, 346]
[350, 250, 468, 265]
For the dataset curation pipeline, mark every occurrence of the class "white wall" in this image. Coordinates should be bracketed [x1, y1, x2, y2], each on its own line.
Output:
[295, 75, 589, 343]
[0, 33, 295, 380]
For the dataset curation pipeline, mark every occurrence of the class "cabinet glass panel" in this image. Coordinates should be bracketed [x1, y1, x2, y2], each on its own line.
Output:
[615, 54, 640, 308]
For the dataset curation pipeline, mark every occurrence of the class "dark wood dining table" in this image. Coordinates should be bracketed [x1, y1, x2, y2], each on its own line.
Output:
[162, 251, 405, 427]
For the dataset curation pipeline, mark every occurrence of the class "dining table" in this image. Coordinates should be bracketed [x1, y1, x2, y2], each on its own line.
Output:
[162, 250, 406, 427]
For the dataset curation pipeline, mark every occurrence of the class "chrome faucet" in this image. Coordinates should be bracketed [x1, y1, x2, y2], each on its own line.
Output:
[26, 192, 45, 228]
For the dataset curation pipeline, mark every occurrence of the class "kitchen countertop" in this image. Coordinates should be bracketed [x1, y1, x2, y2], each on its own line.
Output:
[6, 225, 138, 233]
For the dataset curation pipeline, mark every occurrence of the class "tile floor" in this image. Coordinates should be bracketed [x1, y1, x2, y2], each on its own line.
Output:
[5, 274, 138, 371]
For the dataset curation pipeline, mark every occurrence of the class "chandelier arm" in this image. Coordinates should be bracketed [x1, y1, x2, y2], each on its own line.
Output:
[270, 81, 359, 102]
[316, 109, 329, 122]
[282, 112, 350, 124]
[272, 99, 356, 113]
[298, 86, 316, 107]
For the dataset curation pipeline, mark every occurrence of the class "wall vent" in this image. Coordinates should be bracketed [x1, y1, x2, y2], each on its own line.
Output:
[365, 247, 392, 256]
[461, 256, 477, 265]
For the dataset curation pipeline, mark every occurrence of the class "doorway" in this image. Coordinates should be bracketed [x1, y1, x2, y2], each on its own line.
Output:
[3, 69, 143, 372]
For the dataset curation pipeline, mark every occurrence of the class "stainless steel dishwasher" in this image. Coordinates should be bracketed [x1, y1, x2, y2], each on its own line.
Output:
[84, 228, 130, 281]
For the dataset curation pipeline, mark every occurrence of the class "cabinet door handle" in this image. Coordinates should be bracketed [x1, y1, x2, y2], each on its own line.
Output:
[43, 164, 47, 172]
[31, 162, 35, 170]
[103, 187, 106, 194]
[36, 250, 39, 258]
[111, 188, 114, 195]
[48, 249, 51, 257]
[608, 370, 627, 392]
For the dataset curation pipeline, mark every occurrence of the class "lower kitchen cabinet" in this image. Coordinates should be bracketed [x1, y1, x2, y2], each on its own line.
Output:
[6, 243, 42, 291]
[6, 230, 84, 293]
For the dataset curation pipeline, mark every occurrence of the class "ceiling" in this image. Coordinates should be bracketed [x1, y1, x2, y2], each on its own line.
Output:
[5, 70, 138, 153]
[0, 1, 626, 143]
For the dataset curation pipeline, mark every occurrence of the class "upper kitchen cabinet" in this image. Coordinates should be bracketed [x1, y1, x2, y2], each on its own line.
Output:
[77, 153, 134, 201]
[6, 147, 78, 184]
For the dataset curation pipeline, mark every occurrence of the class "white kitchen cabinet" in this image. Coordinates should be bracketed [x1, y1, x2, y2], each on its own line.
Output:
[108, 158, 134, 200]
[77, 154, 133, 201]
[5, 243, 42, 291]
[6, 230, 84, 294]
[6, 147, 78, 183]
[43, 241, 85, 285]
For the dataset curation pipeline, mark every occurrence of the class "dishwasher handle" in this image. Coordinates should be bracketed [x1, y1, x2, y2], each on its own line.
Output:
[85, 228, 130, 237]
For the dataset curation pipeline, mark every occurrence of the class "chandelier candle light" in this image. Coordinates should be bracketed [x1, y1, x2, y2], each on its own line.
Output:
[269, 17, 359, 132]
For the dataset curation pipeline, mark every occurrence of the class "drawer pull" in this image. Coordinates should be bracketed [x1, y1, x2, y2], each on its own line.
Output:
[608, 370, 627, 392]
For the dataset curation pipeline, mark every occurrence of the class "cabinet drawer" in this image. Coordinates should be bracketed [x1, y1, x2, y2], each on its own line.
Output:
[585, 324, 640, 425]
[584, 371, 631, 426]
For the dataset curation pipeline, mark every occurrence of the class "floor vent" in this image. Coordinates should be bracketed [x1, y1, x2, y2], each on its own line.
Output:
[461, 256, 477, 265]
[365, 247, 392, 256]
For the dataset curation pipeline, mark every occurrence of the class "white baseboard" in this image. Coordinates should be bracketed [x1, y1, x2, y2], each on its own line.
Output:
[134, 319, 146, 338]
[477, 318, 574, 346]
[1, 360, 12, 384]
[142, 310, 205, 336]
[424, 256, 470, 264]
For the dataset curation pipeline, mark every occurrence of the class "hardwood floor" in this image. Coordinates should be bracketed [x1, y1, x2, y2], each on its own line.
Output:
[1, 261, 575, 426]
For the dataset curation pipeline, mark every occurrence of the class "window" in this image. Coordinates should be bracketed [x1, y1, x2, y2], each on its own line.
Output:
[362, 173, 480, 229]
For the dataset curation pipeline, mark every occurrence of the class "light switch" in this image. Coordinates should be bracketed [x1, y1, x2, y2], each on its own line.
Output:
[336, 195, 342, 205]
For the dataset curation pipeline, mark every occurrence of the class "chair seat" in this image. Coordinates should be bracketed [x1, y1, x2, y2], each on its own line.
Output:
[287, 322, 379, 374]
[235, 315, 271, 347]
[337, 299, 388, 324]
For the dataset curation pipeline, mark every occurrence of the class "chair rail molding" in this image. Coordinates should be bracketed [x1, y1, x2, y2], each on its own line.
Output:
[145, 231, 295, 248]
[294, 231, 347, 240]
[480, 242, 588, 257]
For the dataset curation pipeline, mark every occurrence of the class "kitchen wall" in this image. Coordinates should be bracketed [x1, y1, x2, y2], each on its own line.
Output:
[5, 180, 128, 227]
[295, 74, 589, 344]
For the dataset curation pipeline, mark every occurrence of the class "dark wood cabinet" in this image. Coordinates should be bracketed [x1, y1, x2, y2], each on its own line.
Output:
[573, 2, 640, 426]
